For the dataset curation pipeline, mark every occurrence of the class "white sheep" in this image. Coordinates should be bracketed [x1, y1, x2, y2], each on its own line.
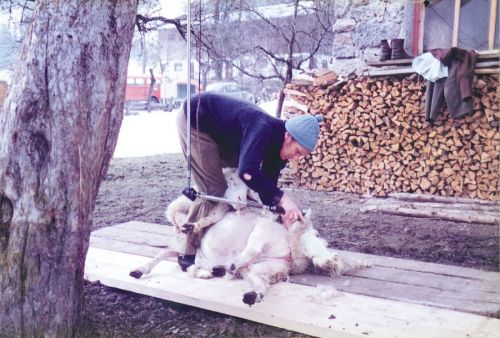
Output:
[130, 169, 352, 306]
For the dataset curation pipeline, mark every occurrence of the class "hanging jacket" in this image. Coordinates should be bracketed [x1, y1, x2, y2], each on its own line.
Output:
[425, 47, 479, 122]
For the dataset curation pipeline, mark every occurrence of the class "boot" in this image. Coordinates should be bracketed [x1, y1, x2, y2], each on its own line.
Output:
[390, 38, 412, 60]
[379, 39, 392, 61]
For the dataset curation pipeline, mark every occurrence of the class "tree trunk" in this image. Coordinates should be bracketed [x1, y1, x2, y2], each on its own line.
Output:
[0, 1, 138, 336]
[146, 68, 156, 112]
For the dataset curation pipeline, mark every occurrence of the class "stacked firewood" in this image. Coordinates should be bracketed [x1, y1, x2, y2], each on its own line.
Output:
[283, 72, 500, 201]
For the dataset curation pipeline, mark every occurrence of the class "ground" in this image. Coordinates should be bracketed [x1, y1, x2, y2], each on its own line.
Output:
[77, 153, 499, 337]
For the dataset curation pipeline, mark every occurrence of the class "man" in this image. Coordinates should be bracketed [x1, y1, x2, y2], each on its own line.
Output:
[176, 92, 322, 270]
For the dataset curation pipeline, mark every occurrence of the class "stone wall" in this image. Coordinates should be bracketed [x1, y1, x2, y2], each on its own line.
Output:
[331, 0, 411, 76]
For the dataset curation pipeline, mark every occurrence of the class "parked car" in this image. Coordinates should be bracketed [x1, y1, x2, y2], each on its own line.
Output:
[205, 82, 255, 103]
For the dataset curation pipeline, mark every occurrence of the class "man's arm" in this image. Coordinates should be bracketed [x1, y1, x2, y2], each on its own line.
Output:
[237, 122, 284, 206]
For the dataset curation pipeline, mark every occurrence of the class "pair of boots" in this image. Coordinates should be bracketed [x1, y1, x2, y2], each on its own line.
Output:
[380, 39, 411, 61]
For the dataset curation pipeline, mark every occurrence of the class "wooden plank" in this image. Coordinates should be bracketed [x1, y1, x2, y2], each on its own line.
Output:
[89, 236, 168, 258]
[489, 0, 498, 50]
[111, 220, 174, 235]
[366, 198, 500, 213]
[90, 231, 500, 293]
[367, 67, 415, 77]
[89, 222, 500, 317]
[91, 226, 172, 247]
[367, 59, 414, 67]
[290, 274, 500, 317]
[91, 222, 498, 279]
[338, 249, 499, 281]
[367, 67, 498, 77]
[452, 0, 461, 47]
[367, 60, 498, 68]
[476, 60, 500, 68]
[475, 68, 500, 75]
[388, 192, 500, 205]
[89, 235, 500, 316]
[361, 204, 499, 225]
[84, 247, 500, 338]
[478, 49, 500, 59]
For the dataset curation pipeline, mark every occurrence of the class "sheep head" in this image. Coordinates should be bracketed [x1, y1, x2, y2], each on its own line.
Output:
[223, 167, 248, 210]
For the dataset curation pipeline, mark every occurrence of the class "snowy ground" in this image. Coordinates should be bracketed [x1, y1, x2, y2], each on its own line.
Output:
[113, 100, 280, 158]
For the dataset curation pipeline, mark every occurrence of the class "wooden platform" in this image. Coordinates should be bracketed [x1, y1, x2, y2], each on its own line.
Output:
[85, 221, 500, 337]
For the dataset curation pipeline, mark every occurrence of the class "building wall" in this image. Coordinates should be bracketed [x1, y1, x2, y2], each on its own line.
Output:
[331, 0, 411, 75]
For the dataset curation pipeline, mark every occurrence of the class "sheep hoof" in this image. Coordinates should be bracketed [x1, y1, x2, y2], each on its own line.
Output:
[129, 270, 143, 279]
[181, 223, 195, 234]
[212, 265, 226, 277]
[243, 291, 257, 306]
[243, 291, 263, 306]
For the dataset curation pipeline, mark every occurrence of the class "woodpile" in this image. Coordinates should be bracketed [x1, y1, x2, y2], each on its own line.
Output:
[283, 72, 500, 201]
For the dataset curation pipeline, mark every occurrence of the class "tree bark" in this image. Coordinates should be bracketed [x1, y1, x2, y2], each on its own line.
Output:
[0, 0, 138, 336]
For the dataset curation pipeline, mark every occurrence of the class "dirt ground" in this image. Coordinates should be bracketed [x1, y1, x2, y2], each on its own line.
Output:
[77, 153, 499, 337]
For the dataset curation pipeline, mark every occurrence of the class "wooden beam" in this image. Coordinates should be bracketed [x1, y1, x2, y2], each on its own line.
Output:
[478, 49, 500, 58]
[367, 67, 499, 77]
[452, 0, 461, 47]
[474, 68, 500, 75]
[418, 1, 425, 54]
[367, 59, 498, 68]
[489, 0, 498, 50]
[388, 192, 500, 205]
[412, 1, 425, 55]
[361, 204, 499, 225]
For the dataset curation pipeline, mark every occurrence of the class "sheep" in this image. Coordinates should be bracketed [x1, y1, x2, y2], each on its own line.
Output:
[130, 169, 351, 306]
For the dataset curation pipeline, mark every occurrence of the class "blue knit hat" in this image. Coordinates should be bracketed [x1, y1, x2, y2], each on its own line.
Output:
[285, 114, 323, 151]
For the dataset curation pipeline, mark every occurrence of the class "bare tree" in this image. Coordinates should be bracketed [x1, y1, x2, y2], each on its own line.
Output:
[0, 0, 138, 335]
[187, 0, 334, 117]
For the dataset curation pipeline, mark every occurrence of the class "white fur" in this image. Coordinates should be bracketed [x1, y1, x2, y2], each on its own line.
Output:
[131, 168, 354, 305]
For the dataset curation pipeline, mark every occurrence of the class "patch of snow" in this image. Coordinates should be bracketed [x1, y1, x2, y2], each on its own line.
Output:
[0, 69, 12, 84]
[113, 109, 181, 158]
[113, 100, 293, 158]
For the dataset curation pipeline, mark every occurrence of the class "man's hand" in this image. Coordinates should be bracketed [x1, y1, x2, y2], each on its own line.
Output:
[278, 194, 304, 228]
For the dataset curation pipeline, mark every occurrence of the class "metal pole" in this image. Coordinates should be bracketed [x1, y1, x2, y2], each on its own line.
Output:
[186, 0, 192, 188]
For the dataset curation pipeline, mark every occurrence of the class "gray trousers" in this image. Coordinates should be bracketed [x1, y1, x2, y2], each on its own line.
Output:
[176, 108, 228, 255]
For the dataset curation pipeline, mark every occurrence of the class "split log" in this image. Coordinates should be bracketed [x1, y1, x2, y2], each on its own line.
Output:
[360, 204, 499, 225]
[364, 198, 499, 213]
[388, 193, 500, 206]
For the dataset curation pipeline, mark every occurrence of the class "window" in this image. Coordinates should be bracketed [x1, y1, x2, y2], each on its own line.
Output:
[127, 78, 136, 85]
[174, 62, 183, 71]
[417, 0, 498, 52]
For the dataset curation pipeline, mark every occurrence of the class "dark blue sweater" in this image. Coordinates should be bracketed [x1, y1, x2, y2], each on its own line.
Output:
[183, 92, 286, 206]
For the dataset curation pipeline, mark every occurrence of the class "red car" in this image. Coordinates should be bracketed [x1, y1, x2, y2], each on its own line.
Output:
[125, 76, 161, 103]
